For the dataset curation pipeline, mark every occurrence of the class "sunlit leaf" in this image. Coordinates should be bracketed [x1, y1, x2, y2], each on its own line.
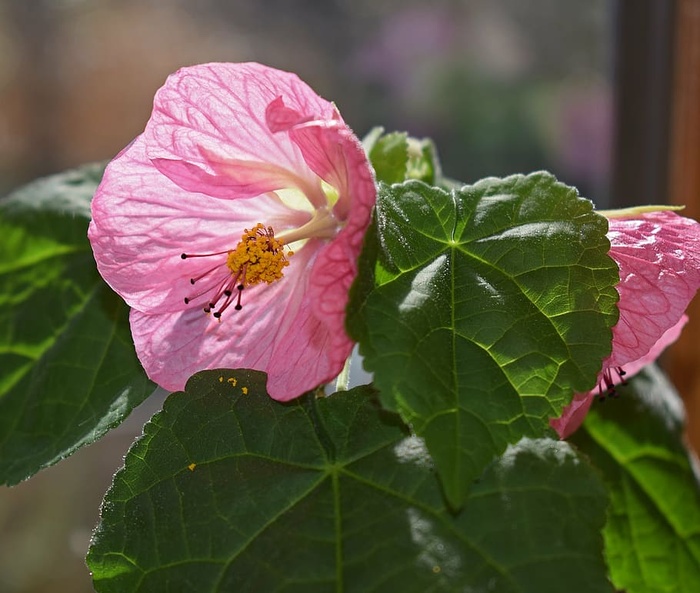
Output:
[364, 129, 441, 185]
[0, 164, 153, 485]
[347, 173, 619, 507]
[366, 129, 409, 184]
[573, 365, 700, 593]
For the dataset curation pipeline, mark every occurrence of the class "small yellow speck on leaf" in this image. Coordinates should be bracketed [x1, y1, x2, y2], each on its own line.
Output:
[187, 463, 196, 471]
[227, 377, 238, 387]
[218, 376, 223, 383]
[241, 386, 249, 395]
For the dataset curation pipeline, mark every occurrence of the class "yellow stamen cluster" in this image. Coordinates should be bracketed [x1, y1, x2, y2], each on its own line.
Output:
[226, 223, 293, 285]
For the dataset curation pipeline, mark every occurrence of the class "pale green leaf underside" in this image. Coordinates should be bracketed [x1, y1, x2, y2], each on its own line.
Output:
[0, 164, 153, 485]
[364, 129, 441, 186]
[573, 365, 700, 593]
[367, 130, 409, 184]
[88, 369, 612, 593]
[348, 173, 619, 507]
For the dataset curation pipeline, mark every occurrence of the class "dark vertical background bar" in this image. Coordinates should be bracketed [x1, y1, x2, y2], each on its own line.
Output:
[611, 0, 675, 206]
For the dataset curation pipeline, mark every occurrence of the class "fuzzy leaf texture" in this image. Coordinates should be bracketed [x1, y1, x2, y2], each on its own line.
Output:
[0, 164, 153, 485]
[347, 173, 619, 507]
[572, 365, 700, 593]
[87, 369, 613, 593]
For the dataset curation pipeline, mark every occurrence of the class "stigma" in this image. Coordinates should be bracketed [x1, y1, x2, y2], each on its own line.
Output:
[181, 223, 293, 318]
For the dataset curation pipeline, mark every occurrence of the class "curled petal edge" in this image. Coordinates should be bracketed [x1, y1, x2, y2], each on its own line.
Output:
[551, 315, 688, 439]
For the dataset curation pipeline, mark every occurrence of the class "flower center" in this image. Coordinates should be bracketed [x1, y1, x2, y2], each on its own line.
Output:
[226, 223, 293, 285]
[181, 223, 293, 319]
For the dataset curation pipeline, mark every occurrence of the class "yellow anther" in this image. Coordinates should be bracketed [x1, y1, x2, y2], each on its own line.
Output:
[187, 463, 196, 471]
[241, 386, 249, 395]
[226, 223, 292, 286]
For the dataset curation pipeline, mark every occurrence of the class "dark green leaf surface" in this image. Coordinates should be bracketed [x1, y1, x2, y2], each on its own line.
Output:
[347, 173, 619, 507]
[0, 165, 153, 485]
[88, 369, 612, 593]
[572, 365, 700, 593]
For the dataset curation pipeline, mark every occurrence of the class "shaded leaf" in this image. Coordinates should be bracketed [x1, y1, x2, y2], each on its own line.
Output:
[88, 369, 612, 593]
[347, 173, 619, 507]
[572, 365, 700, 593]
[0, 164, 153, 485]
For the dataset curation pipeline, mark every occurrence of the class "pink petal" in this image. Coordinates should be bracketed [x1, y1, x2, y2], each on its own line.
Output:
[549, 392, 593, 440]
[89, 135, 311, 313]
[302, 124, 376, 359]
[265, 95, 313, 133]
[129, 242, 342, 400]
[607, 211, 700, 368]
[144, 63, 335, 201]
[150, 155, 314, 200]
[551, 210, 700, 439]
[263, 96, 376, 362]
[611, 314, 688, 380]
[90, 63, 378, 401]
[290, 121, 363, 222]
[552, 293, 691, 439]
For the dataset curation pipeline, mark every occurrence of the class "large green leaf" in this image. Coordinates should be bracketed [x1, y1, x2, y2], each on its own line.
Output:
[572, 365, 700, 593]
[0, 165, 153, 485]
[347, 173, 619, 507]
[87, 369, 612, 593]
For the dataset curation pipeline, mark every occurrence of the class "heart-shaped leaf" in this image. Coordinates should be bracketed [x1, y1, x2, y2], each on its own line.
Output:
[88, 369, 612, 593]
[347, 173, 619, 507]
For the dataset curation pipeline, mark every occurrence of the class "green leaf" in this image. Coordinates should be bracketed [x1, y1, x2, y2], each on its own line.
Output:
[347, 173, 619, 507]
[367, 129, 409, 184]
[572, 365, 700, 593]
[0, 164, 153, 485]
[88, 369, 613, 593]
[363, 128, 443, 186]
[406, 136, 442, 186]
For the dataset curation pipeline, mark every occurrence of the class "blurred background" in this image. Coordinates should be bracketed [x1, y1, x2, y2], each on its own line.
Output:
[1, 0, 615, 199]
[1, 0, 697, 591]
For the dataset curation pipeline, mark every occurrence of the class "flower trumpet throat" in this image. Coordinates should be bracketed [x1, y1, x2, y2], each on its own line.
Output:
[181, 223, 293, 318]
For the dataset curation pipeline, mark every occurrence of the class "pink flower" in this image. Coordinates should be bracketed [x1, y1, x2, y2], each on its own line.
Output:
[88, 63, 376, 400]
[552, 210, 700, 438]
